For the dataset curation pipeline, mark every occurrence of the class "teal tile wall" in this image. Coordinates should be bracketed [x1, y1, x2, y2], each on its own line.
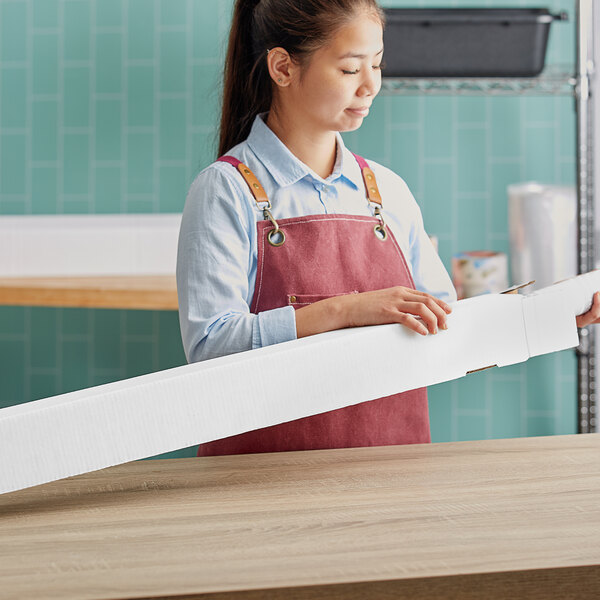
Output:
[0, 0, 578, 458]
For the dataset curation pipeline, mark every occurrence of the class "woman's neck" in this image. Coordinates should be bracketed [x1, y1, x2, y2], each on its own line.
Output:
[265, 110, 337, 180]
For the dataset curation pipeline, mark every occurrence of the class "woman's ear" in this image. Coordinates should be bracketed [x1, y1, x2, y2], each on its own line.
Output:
[266, 47, 294, 86]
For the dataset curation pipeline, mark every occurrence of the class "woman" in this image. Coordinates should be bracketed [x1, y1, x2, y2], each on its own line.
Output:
[177, 0, 600, 456]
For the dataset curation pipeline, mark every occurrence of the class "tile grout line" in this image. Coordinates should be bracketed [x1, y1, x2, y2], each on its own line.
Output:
[22, 0, 33, 403]
[152, 0, 162, 366]
[153, 0, 159, 213]
[384, 89, 391, 168]
[185, 0, 193, 194]
[451, 92, 458, 441]
[58, 0, 64, 213]
[122, 0, 128, 215]
[90, 0, 97, 215]
[121, 0, 128, 214]
[89, 0, 96, 387]
[554, 90, 561, 433]
[25, 0, 32, 215]
[120, 0, 130, 380]
[518, 64, 527, 437]
[0, 2, 3, 214]
[485, 93, 492, 440]
[55, 0, 65, 396]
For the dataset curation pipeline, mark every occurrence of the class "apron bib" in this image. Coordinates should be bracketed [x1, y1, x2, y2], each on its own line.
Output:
[197, 153, 430, 456]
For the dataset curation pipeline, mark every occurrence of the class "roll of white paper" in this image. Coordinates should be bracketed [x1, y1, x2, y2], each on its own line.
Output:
[508, 183, 577, 291]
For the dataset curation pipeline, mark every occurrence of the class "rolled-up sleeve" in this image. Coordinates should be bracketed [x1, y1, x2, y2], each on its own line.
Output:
[176, 166, 297, 363]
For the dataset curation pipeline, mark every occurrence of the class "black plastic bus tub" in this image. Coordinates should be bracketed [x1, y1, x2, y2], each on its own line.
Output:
[382, 8, 567, 78]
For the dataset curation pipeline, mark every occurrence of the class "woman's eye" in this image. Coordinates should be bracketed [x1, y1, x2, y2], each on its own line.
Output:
[342, 62, 385, 75]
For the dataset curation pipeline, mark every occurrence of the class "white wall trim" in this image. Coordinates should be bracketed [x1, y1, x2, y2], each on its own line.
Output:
[0, 214, 182, 277]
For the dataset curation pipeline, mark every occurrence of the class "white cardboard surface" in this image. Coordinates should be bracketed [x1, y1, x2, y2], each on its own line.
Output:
[2, 268, 595, 495]
[0, 214, 181, 276]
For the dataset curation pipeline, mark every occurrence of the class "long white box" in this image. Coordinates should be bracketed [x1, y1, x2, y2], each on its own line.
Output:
[2, 271, 597, 495]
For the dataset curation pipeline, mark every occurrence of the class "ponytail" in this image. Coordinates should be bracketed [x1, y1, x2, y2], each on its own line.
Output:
[218, 0, 272, 157]
[218, 0, 385, 158]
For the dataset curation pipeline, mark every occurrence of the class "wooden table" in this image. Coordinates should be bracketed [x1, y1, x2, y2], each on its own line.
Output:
[0, 276, 178, 310]
[1, 434, 599, 599]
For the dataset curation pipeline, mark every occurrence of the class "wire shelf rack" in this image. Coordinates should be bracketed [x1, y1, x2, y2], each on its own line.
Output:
[381, 65, 576, 96]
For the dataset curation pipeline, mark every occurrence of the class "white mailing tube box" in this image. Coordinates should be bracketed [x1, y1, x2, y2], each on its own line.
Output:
[0, 272, 597, 495]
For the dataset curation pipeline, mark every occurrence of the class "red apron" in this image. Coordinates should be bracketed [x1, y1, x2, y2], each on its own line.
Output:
[197, 153, 430, 456]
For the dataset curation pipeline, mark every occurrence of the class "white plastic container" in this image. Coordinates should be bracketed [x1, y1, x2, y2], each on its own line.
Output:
[508, 182, 576, 291]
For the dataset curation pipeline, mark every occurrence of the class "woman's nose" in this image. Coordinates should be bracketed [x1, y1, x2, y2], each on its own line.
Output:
[358, 69, 380, 97]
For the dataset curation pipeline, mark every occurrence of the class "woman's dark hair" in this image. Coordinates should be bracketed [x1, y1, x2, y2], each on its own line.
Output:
[218, 0, 384, 157]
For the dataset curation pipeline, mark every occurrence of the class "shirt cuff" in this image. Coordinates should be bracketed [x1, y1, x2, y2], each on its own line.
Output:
[252, 305, 297, 349]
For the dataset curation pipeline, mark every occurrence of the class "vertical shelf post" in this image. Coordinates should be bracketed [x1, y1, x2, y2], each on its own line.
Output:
[575, 0, 596, 433]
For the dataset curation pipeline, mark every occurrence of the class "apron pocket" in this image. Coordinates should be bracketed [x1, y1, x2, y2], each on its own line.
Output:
[287, 290, 359, 308]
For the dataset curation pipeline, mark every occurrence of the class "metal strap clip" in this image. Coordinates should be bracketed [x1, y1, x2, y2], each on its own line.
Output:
[263, 207, 286, 247]
[373, 206, 387, 241]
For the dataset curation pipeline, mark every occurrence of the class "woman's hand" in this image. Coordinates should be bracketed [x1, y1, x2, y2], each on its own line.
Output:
[341, 286, 452, 335]
[576, 291, 600, 328]
[295, 286, 452, 339]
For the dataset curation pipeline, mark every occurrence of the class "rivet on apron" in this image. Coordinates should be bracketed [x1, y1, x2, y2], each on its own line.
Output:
[374, 225, 388, 241]
[263, 207, 286, 247]
[267, 229, 286, 246]
[289, 295, 297, 303]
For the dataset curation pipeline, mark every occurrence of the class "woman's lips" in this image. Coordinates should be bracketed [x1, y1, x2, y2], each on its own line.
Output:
[346, 107, 370, 117]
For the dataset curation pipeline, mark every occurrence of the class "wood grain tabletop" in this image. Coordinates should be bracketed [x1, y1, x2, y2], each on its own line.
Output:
[0, 275, 178, 310]
[1, 434, 599, 599]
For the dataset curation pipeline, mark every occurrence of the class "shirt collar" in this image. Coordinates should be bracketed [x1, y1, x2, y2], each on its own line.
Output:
[246, 113, 363, 191]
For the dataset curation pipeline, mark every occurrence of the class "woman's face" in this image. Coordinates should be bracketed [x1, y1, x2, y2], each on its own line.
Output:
[285, 14, 383, 134]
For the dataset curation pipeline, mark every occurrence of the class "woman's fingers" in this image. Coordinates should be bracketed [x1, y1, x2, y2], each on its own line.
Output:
[341, 286, 452, 333]
[576, 291, 600, 327]
[396, 313, 429, 336]
[399, 301, 441, 334]
[408, 288, 453, 314]
[401, 296, 448, 332]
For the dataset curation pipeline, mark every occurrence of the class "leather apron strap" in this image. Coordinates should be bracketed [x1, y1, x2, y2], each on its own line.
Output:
[217, 152, 382, 209]
[217, 155, 269, 206]
[217, 152, 388, 242]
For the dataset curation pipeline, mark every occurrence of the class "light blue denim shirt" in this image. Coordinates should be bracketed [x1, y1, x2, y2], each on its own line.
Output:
[177, 113, 457, 363]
